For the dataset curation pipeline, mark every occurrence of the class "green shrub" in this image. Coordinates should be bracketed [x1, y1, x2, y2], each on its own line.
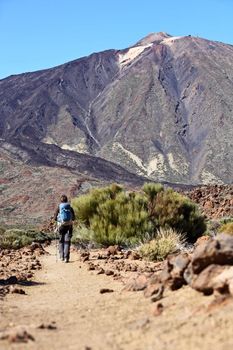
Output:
[90, 191, 153, 246]
[72, 184, 123, 226]
[72, 186, 152, 246]
[219, 222, 233, 235]
[72, 183, 206, 246]
[71, 225, 95, 246]
[0, 228, 52, 249]
[140, 227, 185, 261]
[145, 187, 206, 242]
[0, 225, 6, 235]
[0, 229, 33, 249]
[143, 183, 164, 201]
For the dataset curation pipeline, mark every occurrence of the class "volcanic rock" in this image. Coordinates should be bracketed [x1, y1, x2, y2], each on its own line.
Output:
[191, 234, 233, 274]
[99, 288, 114, 294]
[123, 274, 149, 292]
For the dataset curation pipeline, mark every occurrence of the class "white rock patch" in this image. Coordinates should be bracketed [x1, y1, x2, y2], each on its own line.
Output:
[201, 170, 224, 185]
[147, 155, 165, 176]
[161, 36, 183, 46]
[61, 143, 88, 154]
[42, 136, 58, 146]
[118, 44, 152, 67]
[113, 142, 147, 173]
[167, 152, 180, 172]
[113, 142, 169, 177]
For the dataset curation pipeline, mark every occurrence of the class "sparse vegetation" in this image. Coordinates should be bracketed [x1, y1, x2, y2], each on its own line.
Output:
[139, 227, 185, 261]
[0, 228, 53, 249]
[220, 217, 233, 225]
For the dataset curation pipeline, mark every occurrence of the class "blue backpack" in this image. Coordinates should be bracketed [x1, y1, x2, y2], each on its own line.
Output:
[58, 203, 72, 223]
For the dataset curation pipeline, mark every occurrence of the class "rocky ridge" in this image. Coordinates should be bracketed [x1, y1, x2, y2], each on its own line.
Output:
[183, 184, 233, 219]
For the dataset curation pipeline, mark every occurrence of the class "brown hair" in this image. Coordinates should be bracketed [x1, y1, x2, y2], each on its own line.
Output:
[60, 195, 68, 203]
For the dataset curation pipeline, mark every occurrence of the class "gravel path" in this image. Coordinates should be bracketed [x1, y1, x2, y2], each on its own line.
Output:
[1, 245, 233, 350]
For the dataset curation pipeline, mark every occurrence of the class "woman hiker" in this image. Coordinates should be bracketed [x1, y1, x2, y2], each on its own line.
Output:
[53, 195, 76, 263]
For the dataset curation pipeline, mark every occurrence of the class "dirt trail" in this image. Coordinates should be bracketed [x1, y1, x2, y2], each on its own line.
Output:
[1, 246, 233, 350]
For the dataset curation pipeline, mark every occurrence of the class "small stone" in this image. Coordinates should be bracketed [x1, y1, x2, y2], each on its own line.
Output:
[100, 288, 114, 294]
[0, 328, 35, 343]
[10, 286, 26, 295]
[7, 276, 18, 285]
[88, 263, 96, 271]
[38, 322, 57, 330]
[105, 270, 114, 276]
[106, 245, 120, 256]
[150, 286, 164, 302]
[152, 302, 164, 316]
[129, 318, 150, 330]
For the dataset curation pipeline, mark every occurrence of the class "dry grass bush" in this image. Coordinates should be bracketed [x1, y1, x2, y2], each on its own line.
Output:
[219, 222, 233, 235]
[139, 227, 186, 261]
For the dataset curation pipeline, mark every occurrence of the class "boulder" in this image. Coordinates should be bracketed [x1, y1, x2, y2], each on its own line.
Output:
[128, 251, 141, 260]
[190, 264, 233, 296]
[160, 253, 190, 290]
[123, 274, 149, 292]
[191, 234, 233, 274]
[212, 266, 233, 295]
[191, 264, 227, 295]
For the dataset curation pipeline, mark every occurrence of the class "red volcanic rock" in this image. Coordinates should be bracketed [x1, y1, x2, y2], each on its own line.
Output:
[195, 236, 211, 247]
[106, 245, 120, 256]
[124, 274, 149, 292]
[191, 234, 233, 274]
[183, 185, 233, 219]
[191, 264, 227, 295]
[0, 246, 43, 298]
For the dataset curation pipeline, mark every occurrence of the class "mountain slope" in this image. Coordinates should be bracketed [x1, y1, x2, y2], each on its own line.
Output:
[0, 32, 233, 186]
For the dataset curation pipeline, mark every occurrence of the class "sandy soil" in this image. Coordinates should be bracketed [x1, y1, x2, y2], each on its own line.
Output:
[1, 245, 233, 350]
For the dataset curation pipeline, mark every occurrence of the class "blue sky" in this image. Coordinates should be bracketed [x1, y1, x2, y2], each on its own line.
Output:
[1, 0, 233, 79]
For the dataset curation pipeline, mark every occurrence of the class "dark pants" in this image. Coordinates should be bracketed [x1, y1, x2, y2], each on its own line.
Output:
[58, 225, 72, 261]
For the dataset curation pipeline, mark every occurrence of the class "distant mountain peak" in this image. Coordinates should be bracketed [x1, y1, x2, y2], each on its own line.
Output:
[0, 30, 232, 190]
[135, 32, 172, 46]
